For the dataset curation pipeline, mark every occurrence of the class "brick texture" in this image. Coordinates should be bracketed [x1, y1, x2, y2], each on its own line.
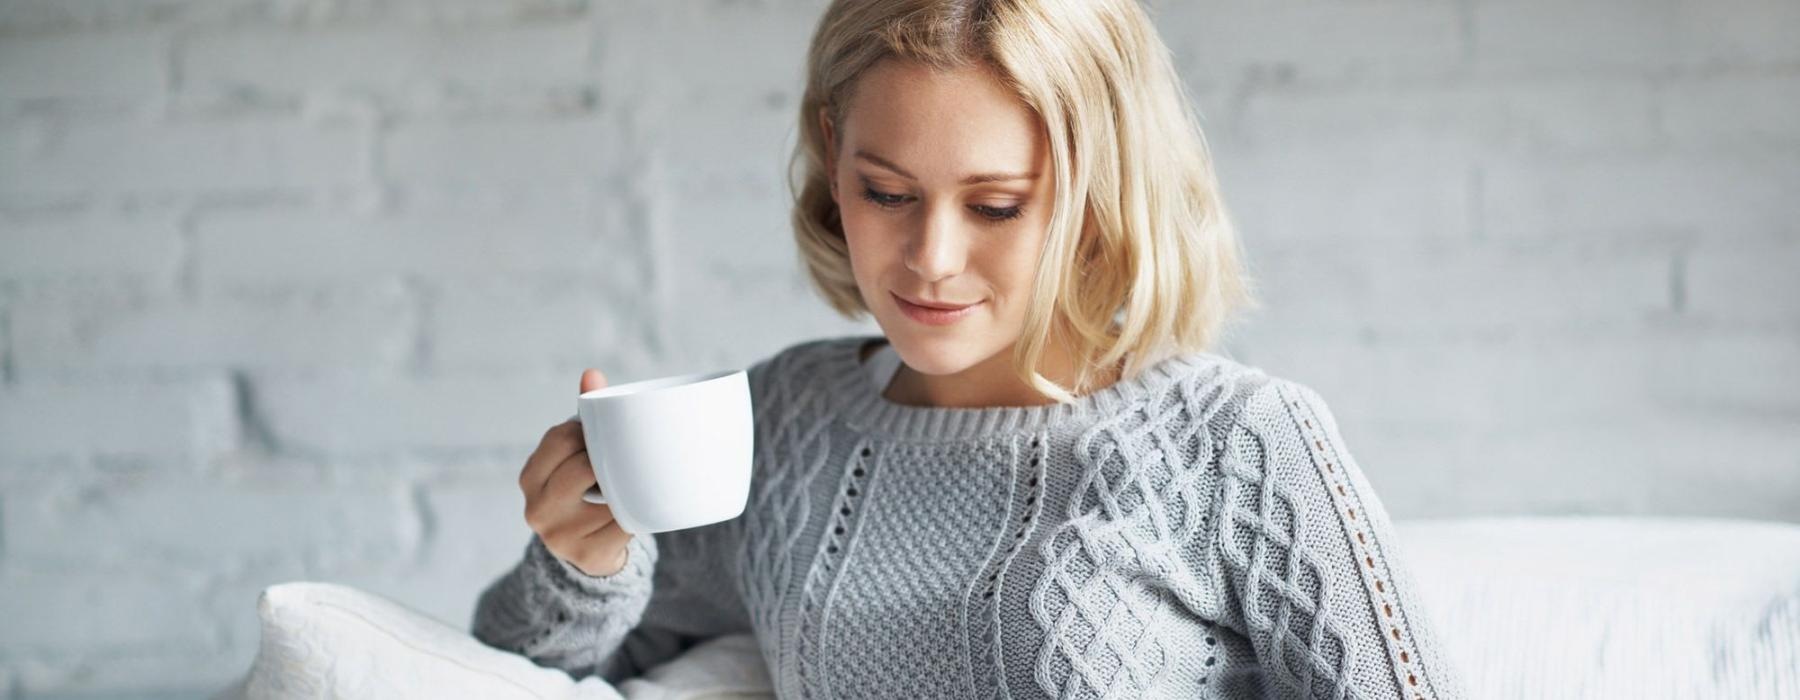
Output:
[0, 0, 1794, 695]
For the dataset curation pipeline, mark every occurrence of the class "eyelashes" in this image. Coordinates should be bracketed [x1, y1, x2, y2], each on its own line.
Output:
[858, 186, 1025, 223]
[859, 187, 908, 208]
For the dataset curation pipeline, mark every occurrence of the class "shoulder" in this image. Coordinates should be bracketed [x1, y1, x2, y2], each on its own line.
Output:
[1069, 350, 1321, 465]
[743, 333, 876, 401]
[1225, 372, 1336, 439]
[1157, 351, 1300, 423]
[1192, 361, 1372, 519]
[1163, 352, 1344, 461]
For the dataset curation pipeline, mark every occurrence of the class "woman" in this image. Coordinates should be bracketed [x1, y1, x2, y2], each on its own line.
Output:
[475, 0, 1464, 697]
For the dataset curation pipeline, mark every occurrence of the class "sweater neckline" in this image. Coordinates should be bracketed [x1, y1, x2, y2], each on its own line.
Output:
[821, 334, 1217, 443]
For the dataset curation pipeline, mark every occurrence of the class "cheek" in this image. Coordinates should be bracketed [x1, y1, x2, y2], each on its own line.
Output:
[838, 209, 893, 286]
[989, 261, 1033, 308]
[988, 231, 1050, 307]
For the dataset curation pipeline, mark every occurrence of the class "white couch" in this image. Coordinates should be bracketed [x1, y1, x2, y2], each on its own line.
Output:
[216, 516, 1800, 700]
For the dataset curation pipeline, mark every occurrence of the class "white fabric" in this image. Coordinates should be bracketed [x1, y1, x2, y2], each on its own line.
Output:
[217, 516, 1800, 699]
[211, 581, 773, 700]
[1395, 516, 1800, 698]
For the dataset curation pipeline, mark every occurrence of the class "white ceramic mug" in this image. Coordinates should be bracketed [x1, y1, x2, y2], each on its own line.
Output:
[570, 368, 754, 534]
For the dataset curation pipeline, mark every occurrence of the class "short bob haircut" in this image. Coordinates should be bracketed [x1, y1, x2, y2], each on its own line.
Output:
[788, 0, 1257, 404]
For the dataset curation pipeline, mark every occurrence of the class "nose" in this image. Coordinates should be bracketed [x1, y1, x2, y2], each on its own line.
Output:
[903, 201, 968, 283]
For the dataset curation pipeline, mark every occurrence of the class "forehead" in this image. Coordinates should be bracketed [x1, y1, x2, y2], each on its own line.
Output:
[839, 59, 1044, 175]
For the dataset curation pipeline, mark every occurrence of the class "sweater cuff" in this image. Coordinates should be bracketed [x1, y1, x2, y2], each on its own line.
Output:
[527, 531, 658, 602]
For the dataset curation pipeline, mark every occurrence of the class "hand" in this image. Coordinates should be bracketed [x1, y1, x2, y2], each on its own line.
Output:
[517, 368, 633, 577]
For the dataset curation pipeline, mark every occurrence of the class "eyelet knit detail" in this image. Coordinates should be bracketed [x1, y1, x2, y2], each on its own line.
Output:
[796, 437, 880, 696]
[965, 430, 1051, 700]
[1279, 382, 1438, 699]
[981, 436, 1046, 597]
[830, 446, 874, 560]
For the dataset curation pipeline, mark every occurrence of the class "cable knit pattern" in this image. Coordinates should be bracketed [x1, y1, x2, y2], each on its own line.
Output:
[471, 334, 1465, 698]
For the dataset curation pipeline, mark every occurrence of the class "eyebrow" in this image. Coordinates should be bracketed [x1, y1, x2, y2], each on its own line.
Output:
[853, 149, 1037, 186]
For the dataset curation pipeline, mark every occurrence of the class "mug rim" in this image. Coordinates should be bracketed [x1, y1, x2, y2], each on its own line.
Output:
[578, 368, 743, 401]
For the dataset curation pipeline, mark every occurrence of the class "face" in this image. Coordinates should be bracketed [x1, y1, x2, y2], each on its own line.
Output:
[820, 58, 1055, 379]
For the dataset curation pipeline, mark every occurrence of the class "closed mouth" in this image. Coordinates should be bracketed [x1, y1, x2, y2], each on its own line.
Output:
[894, 293, 979, 310]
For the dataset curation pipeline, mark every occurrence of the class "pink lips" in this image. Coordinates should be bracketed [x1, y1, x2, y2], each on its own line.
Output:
[893, 292, 982, 326]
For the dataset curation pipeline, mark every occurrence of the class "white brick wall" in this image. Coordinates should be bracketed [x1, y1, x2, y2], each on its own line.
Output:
[0, 0, 1794, 696]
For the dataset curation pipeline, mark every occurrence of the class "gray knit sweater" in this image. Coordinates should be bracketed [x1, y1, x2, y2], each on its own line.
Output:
[472, 334, 1464, 699]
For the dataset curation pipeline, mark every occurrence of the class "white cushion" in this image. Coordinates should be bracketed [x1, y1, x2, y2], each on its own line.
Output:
[212, 581, 774, 700]
[1397, 516, 1800, 698]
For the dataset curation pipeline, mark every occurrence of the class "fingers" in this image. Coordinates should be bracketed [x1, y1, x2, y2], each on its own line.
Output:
[519, 419, 583, 498]
[573, 520, 634, 576]
[544, 449, 598, 505]
[524, 367, 608, 497]
[580, 368, 607, 394]
[524, 367, 629, 578]
[526, 450, 614, 538]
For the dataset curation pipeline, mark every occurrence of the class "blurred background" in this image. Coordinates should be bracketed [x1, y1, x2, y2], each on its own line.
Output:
[0, 0, 1795, 697]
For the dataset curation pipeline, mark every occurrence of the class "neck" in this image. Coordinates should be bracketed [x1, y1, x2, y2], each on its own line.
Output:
[882, 327, 1123, 409]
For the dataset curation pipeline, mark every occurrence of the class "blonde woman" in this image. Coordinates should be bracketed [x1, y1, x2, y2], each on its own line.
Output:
[475, 0, 1465, 697]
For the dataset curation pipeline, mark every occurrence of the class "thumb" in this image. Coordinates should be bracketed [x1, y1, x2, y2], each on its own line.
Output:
[580, 368, 607, 395]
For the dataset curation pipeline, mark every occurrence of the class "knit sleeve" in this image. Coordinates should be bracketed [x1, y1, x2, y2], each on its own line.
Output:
[471, 514, 754, 684]
[470, 530, 660, 682]
[1207, 378, 1463, 699]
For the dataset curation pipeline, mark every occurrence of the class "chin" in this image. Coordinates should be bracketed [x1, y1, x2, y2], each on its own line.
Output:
[883, 326, 1000, 377]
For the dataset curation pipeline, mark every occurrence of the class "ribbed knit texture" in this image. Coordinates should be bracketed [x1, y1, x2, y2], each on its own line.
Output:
[472, 334, 1465, 699]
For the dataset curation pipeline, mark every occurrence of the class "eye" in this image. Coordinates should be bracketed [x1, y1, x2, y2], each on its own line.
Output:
[858, 184, 1026, 224]
[971, 204, 1024, 222]
[859, 186, 910, 209]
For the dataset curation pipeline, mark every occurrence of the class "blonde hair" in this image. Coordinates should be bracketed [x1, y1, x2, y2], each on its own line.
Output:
[788, 0, 1257, 403]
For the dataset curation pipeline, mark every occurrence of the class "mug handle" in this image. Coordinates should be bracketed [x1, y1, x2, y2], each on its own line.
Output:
[569, 412, 609, 505]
